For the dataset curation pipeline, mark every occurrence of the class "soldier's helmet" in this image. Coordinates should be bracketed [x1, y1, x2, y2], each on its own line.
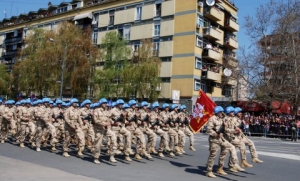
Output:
[180, 105, 187, 110]
[141, 101, 148, 107]
[162, 103, 169, 109]
[122, 103, 130, 109]
[111, 102, 116, 108]
[70, 98, 79, 104]
[5, 100, 13, 105]
[42, 97, 50, 103]
[152, 102, 159, 109]
[225, 106, 235, 114]
[116, 99, 125, 105]
[171, 104, 178, 110]
[56, 99, 63, 104]
[214, 106, 224, 114]
[128, 100, 137, 106]
[234, 107, 242, 115]
[81, 99, 92, 107]
[99, 98, 108, 105]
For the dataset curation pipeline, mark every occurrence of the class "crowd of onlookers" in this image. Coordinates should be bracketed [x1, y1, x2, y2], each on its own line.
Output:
[202, 112, 300, 140]
[241, 112, 300, 140]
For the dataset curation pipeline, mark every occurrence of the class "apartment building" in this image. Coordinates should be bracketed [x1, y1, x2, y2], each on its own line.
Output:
[0, 0, 239, 104]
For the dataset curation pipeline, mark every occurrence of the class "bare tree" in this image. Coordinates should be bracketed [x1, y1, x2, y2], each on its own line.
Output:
[238, 0, 300, 113]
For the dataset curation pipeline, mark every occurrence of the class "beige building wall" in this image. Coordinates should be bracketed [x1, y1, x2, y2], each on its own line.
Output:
[160, 62, 172, 77]
[159, 41, 173, 57]
[142, 4, 154, 20]
[130, 23, 153, 40]
[162, 0, 175, 17]
[97, 30, 117, 44]
[160, 20, 174, 36]
[159, 82, 171, 98]
[98, 13, 109, 28]
[114, 8, 135, 25]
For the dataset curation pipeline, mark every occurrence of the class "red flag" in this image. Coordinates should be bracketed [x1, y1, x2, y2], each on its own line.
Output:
[189, 90, 216, 133]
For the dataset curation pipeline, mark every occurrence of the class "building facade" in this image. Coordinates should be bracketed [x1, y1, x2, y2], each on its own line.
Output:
[0, 0, 239, 104]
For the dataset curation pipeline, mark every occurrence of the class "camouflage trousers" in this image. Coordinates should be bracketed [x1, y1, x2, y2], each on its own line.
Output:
[53, 119, 65, 140]
[144, 128, 156, 152]
[183, 126, 195, 146]
[63, 125, 85, 152]
[93, 128, 117, 159]
[242, 135, 258, 159]
[175, 127, 185, 148]
[82, 122, 95, 148]
[116, 126, 132, 156]
[154, 128, 169, 152]
[167, 128, 179, 151]
[226, 136, 246, 167]
[132, 127, 147, 155]
[207, 136, 238, 172]
[1, 119, 10, 141]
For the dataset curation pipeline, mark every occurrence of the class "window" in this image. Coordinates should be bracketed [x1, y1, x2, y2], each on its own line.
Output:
[196, 36, 203, 47]
[136, 7, 142, 20]
[197, 80, 213, 93]
[161, 77, 171, 83]
[161, 57, 172, 62]
[123, 25, 131, 40]
[153, 42, 159, 56]
[222, 86, 233, 97]
[197, 15, 204, 28]
[93, 32, 98, 44]
[195, 80, 201, 91]
[195, 58, 202, 69]
[109, 11, 115, 25]
[155, 4, 161, 17]
[154, 24, 160, 36]
[133, 43, 140, 52]
[160, 36, 172, 41]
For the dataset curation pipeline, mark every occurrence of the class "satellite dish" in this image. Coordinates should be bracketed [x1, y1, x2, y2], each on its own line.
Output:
[206, 0, 215, 6]
[223, 68, 232, 77]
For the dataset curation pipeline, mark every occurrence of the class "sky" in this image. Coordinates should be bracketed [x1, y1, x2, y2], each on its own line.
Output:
[0, 0, 271, 51]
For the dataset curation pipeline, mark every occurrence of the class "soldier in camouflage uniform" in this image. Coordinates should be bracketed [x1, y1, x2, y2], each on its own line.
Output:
[62, 98, 85, 157]
[150, 102, 171, 157]
[139, 101, 157, 154]
[51, 100, 65, 141]
[206, 106, 244, 178]
[159, 103, 181, 156]
[178, 105, 196, 151]
[79, 99, 95, 151]
[234, 107, 263, 165]
[1, 100, 15, 144]
[110, 99, 133, 161]
[169, 104, 185, 154]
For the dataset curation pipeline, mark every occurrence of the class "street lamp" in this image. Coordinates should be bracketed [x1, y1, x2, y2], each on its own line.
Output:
[49, 38, 66, 100]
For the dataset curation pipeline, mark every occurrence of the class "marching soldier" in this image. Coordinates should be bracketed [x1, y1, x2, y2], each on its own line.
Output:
[1, 100, 15, 144]
[51, 100, 65, 141]
[139, 101, 157, 154]
[127, 100, 152, 160]
[206, 106, 244, 178]
[159, 103, 181, 156]
[149, 102, 171, 157]
[178, 105, 196, 151]
[110, 99, 133, 161]
[169, 104, 185, 154]
[234, 107, 263, 164]
[62, 98, 85, 157]
[222, 106, 251, 172]
[80, 99, 95, 151]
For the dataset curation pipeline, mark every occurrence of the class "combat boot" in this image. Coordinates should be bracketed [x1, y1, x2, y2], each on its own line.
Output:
[20, 143, 25, 148]
[11, 129, 16, 135]
[115, 150, 122, 155]
[158, 152, 165, 158]
[31, 142, 36, 147]
[174, 146, 181, 153]
[51, 146, 57, 151]
[150, 147, 158, 154]
[1, 140, 4, 144]
[165, 146, 171, 152]
[134, 154, 143, 160]
[36, 147, 41, 152]
[217, 167, 227, 175]
[125, 156, 132, 162]
[252, 158, 263, 163]
[63, 152, 70, 157]
[234, 164, 245, 172]
[189, 146, 196, 151]
[110, 156, 117, 163]
[241, 159, 253, 168]
[77, 150, 84, 156]
[180, 147, 186, 154]
[206, 171, 216, 178]
[169, 152, 175, 157]
[94, 159, 100, 164]
[228, 167, 238, 173]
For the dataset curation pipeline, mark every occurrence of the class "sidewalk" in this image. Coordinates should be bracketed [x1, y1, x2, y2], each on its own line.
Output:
[0, 155, 102, 181]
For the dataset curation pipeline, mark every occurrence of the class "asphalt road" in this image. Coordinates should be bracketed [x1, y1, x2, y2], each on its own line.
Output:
[0, 134, 299, 181]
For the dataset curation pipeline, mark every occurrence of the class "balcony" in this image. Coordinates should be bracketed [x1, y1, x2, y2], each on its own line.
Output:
[202, 49, 221, 63]
[225, 19, 239, 32]
[204, 7, 224, 21]
[202, 70, 221, 82]
[4, 37, 22, 44]
[224, 37, 238, 49]
[203, 27, 222, 40]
